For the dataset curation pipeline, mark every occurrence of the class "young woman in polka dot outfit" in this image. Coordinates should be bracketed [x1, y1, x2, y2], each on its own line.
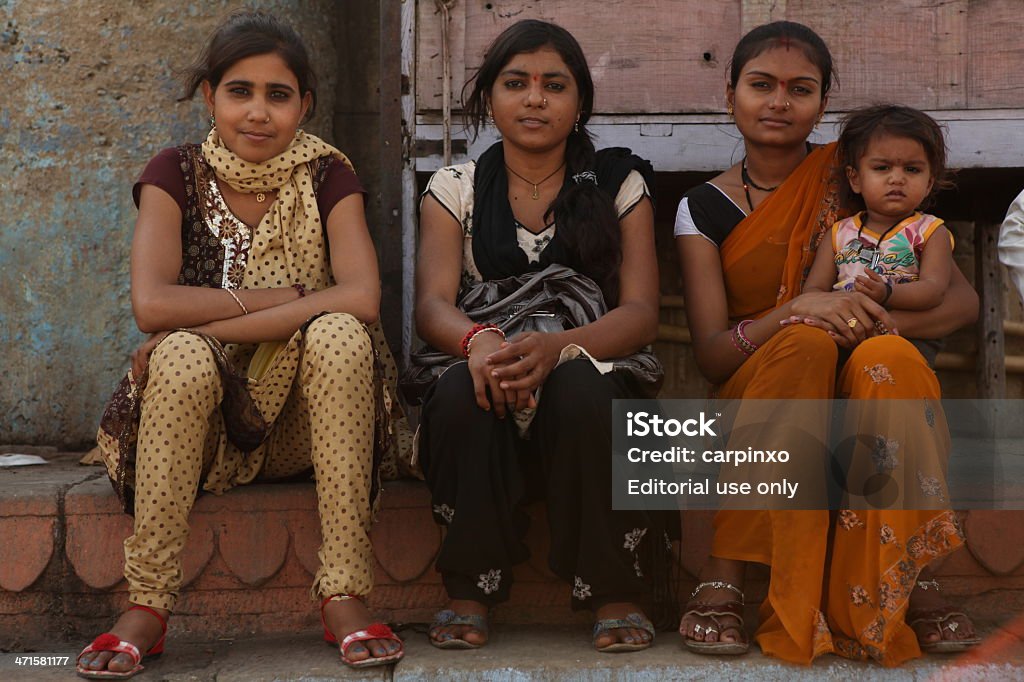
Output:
[78, 11, 403, 677]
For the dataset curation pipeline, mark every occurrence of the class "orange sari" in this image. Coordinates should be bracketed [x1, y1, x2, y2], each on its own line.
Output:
[712, 143, 963, 666]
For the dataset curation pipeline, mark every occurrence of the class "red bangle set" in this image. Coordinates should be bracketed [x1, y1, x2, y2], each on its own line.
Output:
[293, 283, 307, 298]
[460, 323, 505, 358]
[731, 319, 759, 357]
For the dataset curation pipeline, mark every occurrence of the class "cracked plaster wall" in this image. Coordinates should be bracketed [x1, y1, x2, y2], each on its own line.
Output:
[0, 0, 339, 445]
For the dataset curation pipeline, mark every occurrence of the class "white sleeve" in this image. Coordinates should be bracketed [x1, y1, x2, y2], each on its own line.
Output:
[999, 188, 1024, 302]
[420, 164, 470, 226]
[673, 197, 715, 244]
[613, 170, 649, 218]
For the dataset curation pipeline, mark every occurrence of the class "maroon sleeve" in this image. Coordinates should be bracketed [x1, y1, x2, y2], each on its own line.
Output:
[132, 148, 187, 212]
[317, 159, 366, 222]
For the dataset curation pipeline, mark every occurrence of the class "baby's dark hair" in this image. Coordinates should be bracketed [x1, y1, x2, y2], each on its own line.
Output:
[837, 104, 953, 210]
[729, 21, 836, 98]
[181, 11, 317, 120]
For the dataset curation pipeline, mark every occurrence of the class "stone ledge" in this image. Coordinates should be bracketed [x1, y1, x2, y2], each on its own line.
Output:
[3, 453, 1024, 648]
[4, 625, 1024, 681]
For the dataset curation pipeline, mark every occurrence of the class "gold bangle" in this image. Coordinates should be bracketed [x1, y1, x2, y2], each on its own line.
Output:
[226, 288, 249, 315]
[466, 327, 505, 357]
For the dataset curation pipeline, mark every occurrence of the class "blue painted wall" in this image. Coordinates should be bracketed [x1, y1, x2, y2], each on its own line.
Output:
[0, 0, 339, 446]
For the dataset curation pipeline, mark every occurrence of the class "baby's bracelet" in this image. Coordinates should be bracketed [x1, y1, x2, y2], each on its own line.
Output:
[880, 280, 893, 306]
[461, 323, 505, 358]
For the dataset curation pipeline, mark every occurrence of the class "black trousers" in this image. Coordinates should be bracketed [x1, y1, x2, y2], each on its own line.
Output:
[419, 359, 672, 611]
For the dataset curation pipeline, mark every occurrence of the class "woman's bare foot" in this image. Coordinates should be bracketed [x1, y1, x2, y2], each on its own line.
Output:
[679, 557, 747, 646]
[429, 599, 489, 646]
[77, 606, 167, 674]
[907, 576, 979, 648]
[322, 597, 402, 663]
[593, 602, 653, 650]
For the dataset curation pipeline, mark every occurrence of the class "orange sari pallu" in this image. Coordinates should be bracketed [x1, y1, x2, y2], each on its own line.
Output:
[711, 143, 963, 666]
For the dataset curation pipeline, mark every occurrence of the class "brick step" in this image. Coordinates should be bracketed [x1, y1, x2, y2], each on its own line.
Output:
[2, 452, 602, 646]
[3, 451, 1024, 649]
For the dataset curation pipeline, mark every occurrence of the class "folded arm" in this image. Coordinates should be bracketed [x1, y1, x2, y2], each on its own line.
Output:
[132, 183, 379, 345]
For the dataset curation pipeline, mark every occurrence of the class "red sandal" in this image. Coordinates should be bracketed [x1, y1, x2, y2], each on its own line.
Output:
[76, 605, 167, 679]
[320, 595, 404, 669]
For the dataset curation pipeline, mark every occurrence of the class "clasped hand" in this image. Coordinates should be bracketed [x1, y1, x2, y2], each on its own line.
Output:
[782, 291, 897, 347]
[467, 331, 562, 417]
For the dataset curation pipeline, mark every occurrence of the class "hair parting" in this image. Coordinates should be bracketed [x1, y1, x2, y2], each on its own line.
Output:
[180, 10, 318, 121]
[728, 20, 837, 98]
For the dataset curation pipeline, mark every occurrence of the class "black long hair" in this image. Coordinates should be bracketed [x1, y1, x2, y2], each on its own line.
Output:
[181, 11, 318, 121]
[464, 20, 624, 303]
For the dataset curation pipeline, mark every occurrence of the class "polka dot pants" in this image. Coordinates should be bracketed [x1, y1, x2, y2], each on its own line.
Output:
[119, 313, 376, 611]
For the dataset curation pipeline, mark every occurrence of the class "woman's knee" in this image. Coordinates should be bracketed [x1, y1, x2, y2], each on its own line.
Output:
[422, 363, 479, 426]
[302, 313, 373, 375]
[539, 360, 616, 425]
[848, 335, 930, 375]
[773, 324, 837, 354]
[146, 331, 219, 392]
[762, 324, 838, 370]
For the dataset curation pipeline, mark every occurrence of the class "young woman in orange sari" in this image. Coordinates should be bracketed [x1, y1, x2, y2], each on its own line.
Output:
[673, 22, 980, 666]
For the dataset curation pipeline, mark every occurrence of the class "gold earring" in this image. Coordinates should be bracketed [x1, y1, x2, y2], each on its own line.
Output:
[726, 105, 734, 117]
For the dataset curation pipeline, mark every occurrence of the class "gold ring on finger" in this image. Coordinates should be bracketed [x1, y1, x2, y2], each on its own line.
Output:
[846, 317, 858, 329]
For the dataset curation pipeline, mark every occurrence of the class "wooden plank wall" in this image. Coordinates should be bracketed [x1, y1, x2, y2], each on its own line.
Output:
[968, 0, 1024, 108]
[416, 0, 1024, 114]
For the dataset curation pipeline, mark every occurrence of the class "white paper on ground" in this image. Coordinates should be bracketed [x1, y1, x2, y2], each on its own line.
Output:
[0, 454, 50, 467]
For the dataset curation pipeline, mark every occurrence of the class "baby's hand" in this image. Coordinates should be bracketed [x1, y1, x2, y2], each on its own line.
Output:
[854, 268, 890, 304]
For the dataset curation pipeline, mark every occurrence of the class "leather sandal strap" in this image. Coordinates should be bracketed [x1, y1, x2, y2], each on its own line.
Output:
[430, 609, 489, 635]
[340, 623, 402, 653]
[684, 600, 745, 624]
[77, 634, 142, 667]
[907, 609, 969, 626]
[592, 613, 655, 641]
[127, 604, 167, 636]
